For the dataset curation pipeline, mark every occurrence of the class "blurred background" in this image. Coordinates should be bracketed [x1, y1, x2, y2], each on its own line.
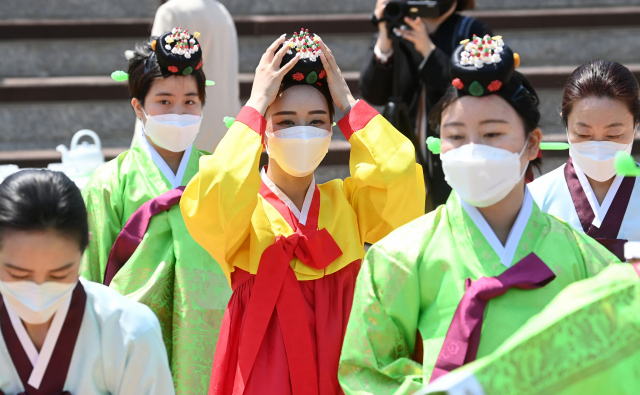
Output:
[1, 0, 639, 182]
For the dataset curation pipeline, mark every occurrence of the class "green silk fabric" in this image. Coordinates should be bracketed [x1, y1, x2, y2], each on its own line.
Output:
[338, 193, 619, 394]
[80, 139, 231, 395]
[445, 262, 640, 395]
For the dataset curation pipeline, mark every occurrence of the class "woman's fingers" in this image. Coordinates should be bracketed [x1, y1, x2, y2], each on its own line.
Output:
[319, 41, 340, 75]
[263, 34, 287, 64]
[319, 52, 334, 76]
[398, 30, 418, 43]
[404, 16, 424, 31]
[271, 40, 291, 68]
[277, 53, 300, 76]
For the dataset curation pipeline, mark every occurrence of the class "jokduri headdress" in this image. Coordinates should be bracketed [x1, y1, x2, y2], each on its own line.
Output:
[450, 34, 517, 97]
[279, 28, 330, 98]
[111, 27, 214, 85]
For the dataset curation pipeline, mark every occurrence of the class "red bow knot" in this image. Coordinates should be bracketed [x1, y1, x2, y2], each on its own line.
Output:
[275, 228, 342, 271]
[233, 228, 342, 395]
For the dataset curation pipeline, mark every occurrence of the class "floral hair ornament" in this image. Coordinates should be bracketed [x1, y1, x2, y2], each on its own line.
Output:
[280, 29, 326, 85]
[450, 34, 517, 97]
[110, 27, 214, 85]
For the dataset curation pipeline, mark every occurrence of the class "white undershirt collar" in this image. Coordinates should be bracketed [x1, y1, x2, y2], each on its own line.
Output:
[138, 131, 192, 189]
[573, 163, 624, 228]
[261, 167, 315, 226]
[460, 188, 534, 268]
[5, 290, 73, 390]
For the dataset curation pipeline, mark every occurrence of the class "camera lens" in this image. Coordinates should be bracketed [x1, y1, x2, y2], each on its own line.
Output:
[383, 1, 404, 23]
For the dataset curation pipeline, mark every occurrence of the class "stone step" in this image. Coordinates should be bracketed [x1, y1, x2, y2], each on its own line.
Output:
[3, 65, 639, 102]
[3, 8, 639, 77]
[217, 0, 640, 15]
[6, 7, 640, 39]
[2, 66, 638, 150]
[4, 0, 637, 20]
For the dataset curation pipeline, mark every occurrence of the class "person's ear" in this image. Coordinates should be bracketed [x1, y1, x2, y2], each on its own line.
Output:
[527, 128, 543, 161]
[131, 98, 145, 120]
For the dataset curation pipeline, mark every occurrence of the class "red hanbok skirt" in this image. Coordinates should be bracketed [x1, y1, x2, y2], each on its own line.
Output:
[209, 262, 361, 395]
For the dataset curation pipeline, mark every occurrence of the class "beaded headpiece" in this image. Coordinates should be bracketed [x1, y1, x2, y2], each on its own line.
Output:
[450, 35, 519, 97]
[280, 29, 327, 86]
[111, 27, 214, 85]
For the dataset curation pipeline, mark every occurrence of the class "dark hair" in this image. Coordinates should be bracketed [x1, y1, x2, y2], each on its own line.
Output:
[429, 71, 542, 171]
[127, 37, 207, 106]
[455, 0, 476, 11]
[561, 60, 640, 127]
[278, 83, 336, 122]
[0, 170, 89, 251]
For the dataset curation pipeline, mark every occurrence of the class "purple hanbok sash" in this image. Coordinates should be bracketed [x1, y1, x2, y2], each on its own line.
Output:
[430, 253, 555, 383]
[0, 282, 86, 395]
[103, 186, 185, 286]
[564, 158, 635, 260]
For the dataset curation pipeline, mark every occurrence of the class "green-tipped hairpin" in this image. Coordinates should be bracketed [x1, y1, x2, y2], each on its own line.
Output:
[223, 116, 235, 128]
[614, 151, 640, 177]
[426, 137, 570, 155]
[110, 70, 215, 86]
[111, 70, 129, 81]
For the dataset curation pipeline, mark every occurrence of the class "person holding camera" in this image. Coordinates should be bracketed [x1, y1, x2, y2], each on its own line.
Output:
[362, 0, 492, 207]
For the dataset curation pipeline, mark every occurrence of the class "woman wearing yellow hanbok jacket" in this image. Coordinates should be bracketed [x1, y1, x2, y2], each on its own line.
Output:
[181, 31, 425, 395]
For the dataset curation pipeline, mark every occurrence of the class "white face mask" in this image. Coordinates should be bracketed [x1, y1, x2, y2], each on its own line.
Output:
[0, 279, 77, 324]
[266, 126, 332, 177]
[142, 108, 202, 153]
[441, 140, 529, 208]
[569, 129, 636, 182]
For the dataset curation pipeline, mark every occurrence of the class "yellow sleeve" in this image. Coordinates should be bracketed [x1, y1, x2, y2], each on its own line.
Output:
[338, 100, 426, 244]
[180, 106, 264, 282]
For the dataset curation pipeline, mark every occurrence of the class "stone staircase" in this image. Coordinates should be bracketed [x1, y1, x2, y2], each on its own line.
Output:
[1, 0, 639, 176]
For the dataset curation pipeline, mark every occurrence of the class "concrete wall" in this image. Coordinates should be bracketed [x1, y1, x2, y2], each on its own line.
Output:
[0, 101, 134, 151]
[2, 0, 637, 20]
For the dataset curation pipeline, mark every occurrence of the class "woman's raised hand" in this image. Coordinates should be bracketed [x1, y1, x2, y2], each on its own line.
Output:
[246, 35, 299, 115]
[318, 40, 357, 114]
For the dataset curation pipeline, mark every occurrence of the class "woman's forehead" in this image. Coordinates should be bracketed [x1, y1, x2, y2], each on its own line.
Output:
[569, 97, 634, 125]
[443, 95, 517, 124]
[271, 86, 328, 113]
[149, 75, 198, 94]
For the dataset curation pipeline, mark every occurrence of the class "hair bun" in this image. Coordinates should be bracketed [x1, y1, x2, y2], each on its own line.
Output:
[155, 27, 203, 77]
[450, 34, 515, 97]
[279, 29, 327, 85]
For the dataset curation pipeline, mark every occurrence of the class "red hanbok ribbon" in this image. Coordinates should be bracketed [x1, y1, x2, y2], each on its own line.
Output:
[103, 186, 185, 286]
[232, 181, 343, 395]
[430, 252, 556, 383]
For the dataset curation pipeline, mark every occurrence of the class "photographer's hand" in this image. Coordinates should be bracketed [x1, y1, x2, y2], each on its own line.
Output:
[318, 41, 357, 114]
[245, 35, 299, 115]
[374, 0, 392, 54]
[398, 17, 436, 59]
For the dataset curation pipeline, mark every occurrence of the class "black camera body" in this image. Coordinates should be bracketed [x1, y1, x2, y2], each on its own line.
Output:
[382, 0, 456, 29]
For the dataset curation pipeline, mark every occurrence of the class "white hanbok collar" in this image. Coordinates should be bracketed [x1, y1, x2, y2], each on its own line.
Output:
[573, 163, 624, 229]
[5, 290, 72, 390]
[138, 132, 192, 189]
[460, 188, 534, 268]
[261, 167, 315, 226]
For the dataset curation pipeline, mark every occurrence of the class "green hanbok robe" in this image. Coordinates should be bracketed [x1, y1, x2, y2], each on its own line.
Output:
[423, 262, 640, 395]
[80, 136, 231, 395]
[338, 190, 619, 394]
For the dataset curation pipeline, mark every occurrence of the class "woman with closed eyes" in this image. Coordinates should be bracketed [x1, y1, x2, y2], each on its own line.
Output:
[528, 60, 640, 261]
